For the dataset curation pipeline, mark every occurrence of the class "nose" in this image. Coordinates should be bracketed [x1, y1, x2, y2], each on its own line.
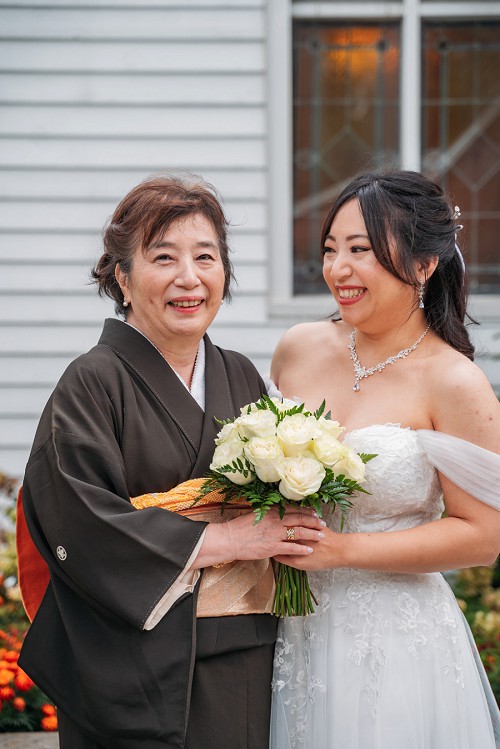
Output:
[326, 249, 352, 282]
[174, 257, 201, 289]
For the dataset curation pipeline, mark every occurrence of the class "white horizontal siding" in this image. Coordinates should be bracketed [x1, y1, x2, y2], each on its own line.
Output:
[0, 106, 265, 137]
[0, 7, 265, 40]
[0, 0, 272, 478]
[0, 74, 265, 105]
[0, 41, 265, 73]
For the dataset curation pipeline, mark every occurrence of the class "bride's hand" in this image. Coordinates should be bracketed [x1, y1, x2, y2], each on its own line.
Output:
[274, 526, 346, 570]
[192, 508, 326, 569]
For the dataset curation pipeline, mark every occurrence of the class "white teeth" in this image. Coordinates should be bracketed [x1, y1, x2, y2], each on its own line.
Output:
[171, 300, 202, 308]
[338, 289, 364, 299]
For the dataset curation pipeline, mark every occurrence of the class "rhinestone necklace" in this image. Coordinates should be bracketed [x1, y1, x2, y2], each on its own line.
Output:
[348, 326, 430, 392]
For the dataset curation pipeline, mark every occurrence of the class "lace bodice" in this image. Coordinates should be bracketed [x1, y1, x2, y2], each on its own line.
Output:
[336, 424, 444, 534]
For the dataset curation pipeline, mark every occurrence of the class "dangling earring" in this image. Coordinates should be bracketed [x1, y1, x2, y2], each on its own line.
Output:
[418, 281, 425, 309]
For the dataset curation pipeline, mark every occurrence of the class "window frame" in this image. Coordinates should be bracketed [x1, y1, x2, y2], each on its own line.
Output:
[267, 0, 500, 321]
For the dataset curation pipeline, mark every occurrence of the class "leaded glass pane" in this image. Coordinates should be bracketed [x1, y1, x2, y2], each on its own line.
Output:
[293, 23, 400, 294]
[422, 22, 500, 293]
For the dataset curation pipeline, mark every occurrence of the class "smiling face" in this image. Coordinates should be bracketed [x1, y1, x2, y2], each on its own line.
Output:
[115, 212, 225, 350]
[322, 198, 418, 332]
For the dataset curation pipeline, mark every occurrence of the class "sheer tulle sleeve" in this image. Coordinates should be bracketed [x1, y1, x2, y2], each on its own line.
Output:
[417, 429, 500, 510]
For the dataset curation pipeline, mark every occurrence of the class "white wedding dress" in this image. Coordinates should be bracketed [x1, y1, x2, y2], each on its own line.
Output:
[270, 425, 500, 749]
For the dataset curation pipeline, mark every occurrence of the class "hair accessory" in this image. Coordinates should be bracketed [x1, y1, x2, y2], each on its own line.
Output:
[349, 327, 430, 392]
[418, 280, 425, 309]
[453, 206, 466, 272]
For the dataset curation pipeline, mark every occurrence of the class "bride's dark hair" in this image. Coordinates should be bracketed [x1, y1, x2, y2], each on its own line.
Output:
[321, 170, 475, 360]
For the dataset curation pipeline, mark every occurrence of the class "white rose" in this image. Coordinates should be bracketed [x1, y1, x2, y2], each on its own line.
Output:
[312, 433, 345, 467]
[210, 439, 253, 485]
[244, 436, 284, 483]
[276, 413, 321, 457]
[237, 409, 277, 440]
[214, 420, 241, 446]
[333, 447, 366, 483]
[278, 454, 326, 501]
[316, 417, 344, 440]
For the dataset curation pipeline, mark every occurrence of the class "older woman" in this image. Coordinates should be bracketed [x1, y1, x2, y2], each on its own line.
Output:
[18, 176, 323, 749]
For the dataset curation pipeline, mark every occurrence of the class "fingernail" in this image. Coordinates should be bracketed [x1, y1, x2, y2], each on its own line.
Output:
[318, 532, 325, 539]
[306, 547, 313, 553]
[312, 511, 319, 517]
[320, 520, 327, 527]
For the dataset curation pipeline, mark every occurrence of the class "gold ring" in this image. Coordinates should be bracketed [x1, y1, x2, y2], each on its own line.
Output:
[286, 527, 296, 541]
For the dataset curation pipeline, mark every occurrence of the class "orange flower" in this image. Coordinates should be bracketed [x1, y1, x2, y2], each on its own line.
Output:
[41, 714, 58, 731]
[0, 669, 14, 686]
[14, 669, 35, 692]
[0, 686, 14, 701]
[12, 697, 26, 712]
[3, 650, 19, 663]
[41, 703, 57, 716]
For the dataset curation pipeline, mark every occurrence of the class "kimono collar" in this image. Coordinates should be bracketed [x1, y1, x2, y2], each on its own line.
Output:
[98, 319, 235, 478]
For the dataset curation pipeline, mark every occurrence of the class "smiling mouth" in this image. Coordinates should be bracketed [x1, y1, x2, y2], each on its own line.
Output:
[337, 288, 365, 299]
[169, 300, 203, 308]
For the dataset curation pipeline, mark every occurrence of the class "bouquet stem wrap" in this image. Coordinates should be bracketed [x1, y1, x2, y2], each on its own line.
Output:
[132, 478, 276, 618]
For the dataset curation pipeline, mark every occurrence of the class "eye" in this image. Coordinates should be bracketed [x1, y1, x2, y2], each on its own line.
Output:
[197, 253, 215, 261]
[351, 246, 372, 254]
[322, 246, 336, 256]
[152, 252, 173, 263]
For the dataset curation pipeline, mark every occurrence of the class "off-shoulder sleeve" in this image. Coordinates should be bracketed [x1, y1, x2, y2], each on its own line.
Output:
[417, 429, 500, 510]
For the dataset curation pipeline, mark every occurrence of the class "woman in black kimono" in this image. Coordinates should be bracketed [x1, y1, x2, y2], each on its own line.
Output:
[18, 176, 324, 749]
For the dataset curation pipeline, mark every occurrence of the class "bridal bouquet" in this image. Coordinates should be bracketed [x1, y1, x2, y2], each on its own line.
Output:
[198, 395, 375, 616]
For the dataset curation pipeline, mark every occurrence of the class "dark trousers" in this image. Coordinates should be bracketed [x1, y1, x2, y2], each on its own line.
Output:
[57, 641, 275, 749]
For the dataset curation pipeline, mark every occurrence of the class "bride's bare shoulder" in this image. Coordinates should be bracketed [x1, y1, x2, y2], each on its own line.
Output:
[271, 320, 347, 379]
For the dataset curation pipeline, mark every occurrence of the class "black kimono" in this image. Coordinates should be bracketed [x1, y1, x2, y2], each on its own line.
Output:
[19, 319, 277, 749]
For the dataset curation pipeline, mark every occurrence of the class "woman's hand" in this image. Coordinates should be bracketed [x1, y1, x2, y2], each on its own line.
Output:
[274, 526, 344, 570]
[192, 508, 326, 569]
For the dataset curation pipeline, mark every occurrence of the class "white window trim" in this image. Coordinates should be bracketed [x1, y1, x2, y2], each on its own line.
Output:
[267, 0, 500, 322]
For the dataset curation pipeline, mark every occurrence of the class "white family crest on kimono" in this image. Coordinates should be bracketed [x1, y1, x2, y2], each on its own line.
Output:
[270, 424, 500, 749]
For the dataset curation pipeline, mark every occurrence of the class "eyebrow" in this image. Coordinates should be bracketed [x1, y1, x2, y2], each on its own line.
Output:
[324, 233, 370, 243]
[147, 239, 218, 251]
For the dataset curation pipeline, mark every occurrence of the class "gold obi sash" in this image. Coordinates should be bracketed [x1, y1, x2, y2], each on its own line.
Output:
[132, 478, 276, 618]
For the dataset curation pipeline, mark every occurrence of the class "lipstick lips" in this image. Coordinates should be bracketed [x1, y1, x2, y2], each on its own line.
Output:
[336, 287, 367, 306]
[168, 297, 204, 312]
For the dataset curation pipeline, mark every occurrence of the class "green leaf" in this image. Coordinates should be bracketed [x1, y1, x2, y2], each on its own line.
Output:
[313, 400, 326, 419]
[359, 452, 378, 464]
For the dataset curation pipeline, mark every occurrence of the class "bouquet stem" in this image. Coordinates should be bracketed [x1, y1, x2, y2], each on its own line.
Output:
[273, 563, 318, 617]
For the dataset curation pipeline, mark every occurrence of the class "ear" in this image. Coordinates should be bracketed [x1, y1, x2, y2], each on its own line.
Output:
[418, 256, 439, 282]
[114, 263, 130, 303]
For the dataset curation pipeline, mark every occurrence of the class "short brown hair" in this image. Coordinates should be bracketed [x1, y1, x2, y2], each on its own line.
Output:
[92, 174, 234, 316]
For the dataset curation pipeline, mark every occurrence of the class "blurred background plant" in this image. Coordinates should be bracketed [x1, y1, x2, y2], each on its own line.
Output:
[0, 470, 57, 732]
[453, 560, 500, 705]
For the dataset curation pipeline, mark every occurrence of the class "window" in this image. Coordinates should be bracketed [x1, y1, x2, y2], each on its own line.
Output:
[422, 21, 500, 293]
[293, 23, 400, 294]
[290, 4, 500, 296]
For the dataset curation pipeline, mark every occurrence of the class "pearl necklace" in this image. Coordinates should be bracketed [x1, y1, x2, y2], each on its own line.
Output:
[348, 326, 430, 392]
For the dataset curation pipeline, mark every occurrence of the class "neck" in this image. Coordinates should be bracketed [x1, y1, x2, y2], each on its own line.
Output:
[352, 314, 429, 358]
[125, 321, 201, 385]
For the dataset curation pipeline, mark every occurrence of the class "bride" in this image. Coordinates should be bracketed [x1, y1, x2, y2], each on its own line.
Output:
[269, 171, 500, 748]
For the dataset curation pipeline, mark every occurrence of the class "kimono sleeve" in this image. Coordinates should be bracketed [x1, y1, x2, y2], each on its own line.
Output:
[23, 358, 207, 631]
